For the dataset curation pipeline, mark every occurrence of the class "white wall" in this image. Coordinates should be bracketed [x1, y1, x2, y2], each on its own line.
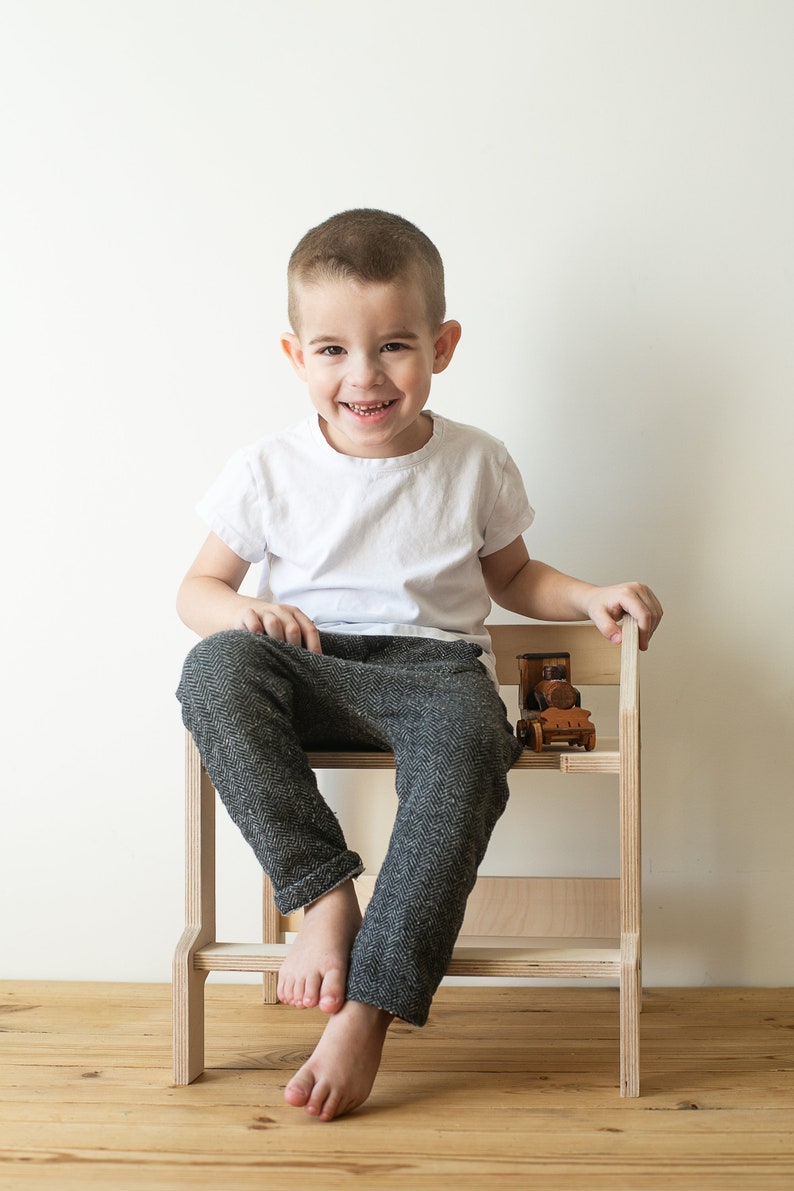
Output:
[2, 0, 793, 988]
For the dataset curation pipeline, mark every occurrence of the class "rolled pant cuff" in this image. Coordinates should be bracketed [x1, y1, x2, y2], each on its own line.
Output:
[274, 851, 365, 916]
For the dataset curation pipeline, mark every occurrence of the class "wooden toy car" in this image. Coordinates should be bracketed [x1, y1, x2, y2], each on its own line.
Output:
[516, 650, 596, 752]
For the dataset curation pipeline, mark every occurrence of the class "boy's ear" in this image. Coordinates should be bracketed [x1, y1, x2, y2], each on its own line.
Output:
[281, 332, 307, 379]
[432, 320, 462, 374]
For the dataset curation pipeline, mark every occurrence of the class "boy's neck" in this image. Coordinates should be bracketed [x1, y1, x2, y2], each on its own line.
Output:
[318, 409, 434, 459]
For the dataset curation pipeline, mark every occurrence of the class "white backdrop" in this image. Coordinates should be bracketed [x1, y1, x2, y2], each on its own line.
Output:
[2, 0, 793, 987]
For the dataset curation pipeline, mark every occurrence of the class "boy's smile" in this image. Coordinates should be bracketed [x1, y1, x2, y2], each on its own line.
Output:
[282, 278, 461, 459]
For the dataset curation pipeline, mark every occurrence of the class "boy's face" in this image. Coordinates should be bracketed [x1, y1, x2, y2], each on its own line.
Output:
[282, 277, 461, 458]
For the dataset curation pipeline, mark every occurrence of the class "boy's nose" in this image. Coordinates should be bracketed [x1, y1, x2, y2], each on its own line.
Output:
[348, 353, 383, 389]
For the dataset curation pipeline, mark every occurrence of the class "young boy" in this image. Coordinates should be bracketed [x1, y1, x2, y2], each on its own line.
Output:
[176, 208, 662, 1122]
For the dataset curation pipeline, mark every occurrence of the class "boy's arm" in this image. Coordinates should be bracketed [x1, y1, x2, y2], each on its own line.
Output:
[176, 531, 322, 652]
[481, 536, 663, 651]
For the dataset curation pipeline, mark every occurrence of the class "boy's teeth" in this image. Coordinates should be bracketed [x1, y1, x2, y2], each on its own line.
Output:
[347, 401, 391, 414]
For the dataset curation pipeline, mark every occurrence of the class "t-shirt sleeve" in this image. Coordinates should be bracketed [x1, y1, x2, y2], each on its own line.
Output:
[195, 448, 268, 564]
[479, 449, 535, 557]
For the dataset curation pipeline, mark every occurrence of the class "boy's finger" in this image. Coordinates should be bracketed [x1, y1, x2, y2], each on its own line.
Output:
[297, 614, 323, 654]
[590, 609, 623, 645]
[238, 608, 265, 634]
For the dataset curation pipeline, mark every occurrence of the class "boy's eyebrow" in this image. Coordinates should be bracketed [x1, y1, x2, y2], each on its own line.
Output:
[307, 330, 422, 346]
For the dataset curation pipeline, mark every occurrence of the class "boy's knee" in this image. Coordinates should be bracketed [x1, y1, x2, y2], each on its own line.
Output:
[177, 629, 262, 705]
[177, 630, 310, 727]
[433, 729, 512, 786]
[418, 687, 515, 763]
[181, 628, 242, 678]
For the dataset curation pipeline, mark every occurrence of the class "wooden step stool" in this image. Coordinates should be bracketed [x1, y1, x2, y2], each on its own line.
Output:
[173, 617, 642, 1095]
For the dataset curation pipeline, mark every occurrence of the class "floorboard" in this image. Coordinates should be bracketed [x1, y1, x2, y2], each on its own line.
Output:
[1, 982, 793, 1190]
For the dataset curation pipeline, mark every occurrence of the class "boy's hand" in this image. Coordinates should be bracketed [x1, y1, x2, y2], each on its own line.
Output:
[583, 582, 663, 652]
[237, 601, 323, 654]
[177, 535, 323, 651]
[481, 542, 662, 650]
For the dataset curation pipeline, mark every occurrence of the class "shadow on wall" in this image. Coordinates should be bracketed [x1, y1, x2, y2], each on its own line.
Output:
[526, 248, 794, 981]
[642, 600, 793, 986]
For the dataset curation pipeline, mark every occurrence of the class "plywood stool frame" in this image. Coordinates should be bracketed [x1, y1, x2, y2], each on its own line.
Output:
[173, 617, 642, 1096]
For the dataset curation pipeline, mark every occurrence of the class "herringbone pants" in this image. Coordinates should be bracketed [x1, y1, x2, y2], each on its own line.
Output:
[176, 630, 522, 1026]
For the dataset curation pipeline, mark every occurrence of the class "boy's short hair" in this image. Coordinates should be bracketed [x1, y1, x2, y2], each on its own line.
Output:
[288, 208, 446, 333]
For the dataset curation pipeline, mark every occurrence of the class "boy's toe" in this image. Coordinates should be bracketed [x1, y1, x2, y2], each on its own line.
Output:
[284, 1068, 314, 1108]
[318, 967, 346, 1013]
[301, 972, 322, 1009]
[285, 1067, 337, 1119]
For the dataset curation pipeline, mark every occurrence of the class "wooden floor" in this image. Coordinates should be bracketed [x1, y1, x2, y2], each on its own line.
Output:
[1, 983, 793, 1190]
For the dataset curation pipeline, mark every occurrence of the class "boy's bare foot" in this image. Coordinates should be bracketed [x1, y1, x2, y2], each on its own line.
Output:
[277, 880, 362, 1013]
[284, 999, 393, 1121]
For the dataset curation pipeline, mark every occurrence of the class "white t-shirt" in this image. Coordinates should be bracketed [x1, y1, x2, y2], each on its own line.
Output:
[197, 411, 534, 680]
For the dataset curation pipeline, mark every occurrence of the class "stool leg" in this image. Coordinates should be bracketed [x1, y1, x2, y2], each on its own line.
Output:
[172, 733, 216, 1085]
[262, 873, 281, 1004]
[173, 938, 209, 1085]
[620, 932, 640, 1097]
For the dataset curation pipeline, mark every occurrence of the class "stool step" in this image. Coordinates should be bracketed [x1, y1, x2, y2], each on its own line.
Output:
[194, 942, 287, 972]
[447, 943, 621, 979]
[193, 940, 622, 979]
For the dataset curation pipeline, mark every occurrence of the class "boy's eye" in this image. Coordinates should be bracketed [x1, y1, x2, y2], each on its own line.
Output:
[320, 345, 345, 356]
[381, 342, 407, 352]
